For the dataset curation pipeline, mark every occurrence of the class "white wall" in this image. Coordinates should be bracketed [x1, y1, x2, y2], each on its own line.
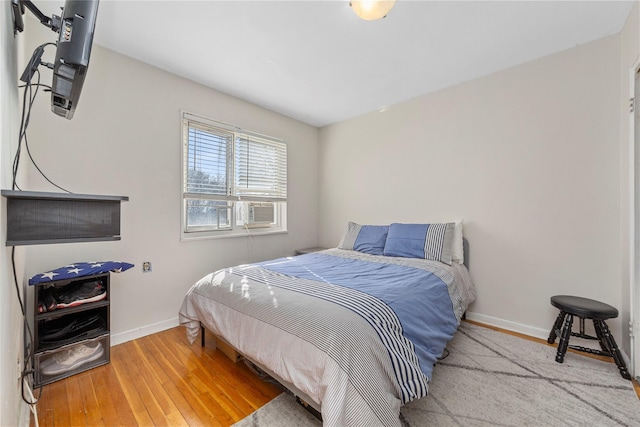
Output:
[319, 34, 629, 342]
[21, 23, 319, 342]
[0, 2, 28, 426]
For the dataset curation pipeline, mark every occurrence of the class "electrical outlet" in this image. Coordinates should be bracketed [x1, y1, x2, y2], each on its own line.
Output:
[142, 261, 152, 273]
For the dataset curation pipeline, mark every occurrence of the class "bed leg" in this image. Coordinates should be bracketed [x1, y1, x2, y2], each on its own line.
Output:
[295, 396, 323, 422]
[201, 324, 205, 347]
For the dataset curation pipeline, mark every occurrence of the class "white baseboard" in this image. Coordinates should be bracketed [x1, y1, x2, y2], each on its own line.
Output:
[465, 311, 557, 341]
[18, 398, 31, 427]
[111, 316, 180, 346]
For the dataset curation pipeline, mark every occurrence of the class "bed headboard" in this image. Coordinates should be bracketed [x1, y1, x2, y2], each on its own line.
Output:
[463, 237, 469, 270]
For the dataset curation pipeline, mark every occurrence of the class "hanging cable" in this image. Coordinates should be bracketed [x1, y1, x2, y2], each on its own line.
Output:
[24, 378, 39, 427]
[12, 247, 42, 405]
[13, 42, 71, 193]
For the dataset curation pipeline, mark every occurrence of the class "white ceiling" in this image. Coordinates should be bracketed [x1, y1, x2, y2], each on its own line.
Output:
[34, 1, 637, 127]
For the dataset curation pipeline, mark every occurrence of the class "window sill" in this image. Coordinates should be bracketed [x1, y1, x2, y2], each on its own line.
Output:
[181, 228, 288, 242]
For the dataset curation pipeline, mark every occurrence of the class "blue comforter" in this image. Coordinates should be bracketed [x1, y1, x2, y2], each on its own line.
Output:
[258, 252, 459, 382]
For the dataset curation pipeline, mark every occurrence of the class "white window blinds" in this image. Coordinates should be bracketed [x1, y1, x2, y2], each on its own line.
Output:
[185, 122, 231, 196]
[183, 113, 287, 202]
[235, 135, 287, 200]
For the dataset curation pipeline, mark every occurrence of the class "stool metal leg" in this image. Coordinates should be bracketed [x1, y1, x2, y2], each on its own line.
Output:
[548, 311, 566, 344]
[556, 314, 573, 363]
[594, 320, 631, 380]
[592, 319, 610, 353]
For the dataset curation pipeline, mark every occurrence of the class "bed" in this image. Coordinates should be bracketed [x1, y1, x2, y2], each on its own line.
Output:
[179, 222, 476, 426]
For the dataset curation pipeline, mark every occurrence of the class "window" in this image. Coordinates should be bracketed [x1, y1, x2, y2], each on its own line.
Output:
[182, 112, 287, 238]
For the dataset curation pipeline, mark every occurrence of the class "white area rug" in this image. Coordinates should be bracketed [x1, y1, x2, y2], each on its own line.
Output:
[233, 322, 640, 426]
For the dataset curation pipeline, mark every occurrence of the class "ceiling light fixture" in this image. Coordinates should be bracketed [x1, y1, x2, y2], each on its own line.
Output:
[350, 0, 396, 21]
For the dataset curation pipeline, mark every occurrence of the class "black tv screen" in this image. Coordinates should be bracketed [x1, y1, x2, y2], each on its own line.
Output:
[51, 0, 99, 119]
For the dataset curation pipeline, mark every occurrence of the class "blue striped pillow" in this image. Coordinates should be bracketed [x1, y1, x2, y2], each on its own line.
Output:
[383, 223, 455, 265]
[338, 222, 388, 255]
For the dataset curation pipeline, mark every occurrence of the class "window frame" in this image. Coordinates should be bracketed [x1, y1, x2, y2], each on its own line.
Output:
[180, 111, 287, 240]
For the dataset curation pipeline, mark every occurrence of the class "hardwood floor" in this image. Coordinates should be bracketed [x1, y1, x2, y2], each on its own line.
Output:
[31, 327, 282, 427]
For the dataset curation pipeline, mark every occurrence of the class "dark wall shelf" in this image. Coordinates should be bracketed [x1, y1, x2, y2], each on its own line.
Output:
[1, 190, 128, 246]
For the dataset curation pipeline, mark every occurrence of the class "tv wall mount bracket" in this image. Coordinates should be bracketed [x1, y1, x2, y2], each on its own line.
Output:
[12, 0, 62, 34]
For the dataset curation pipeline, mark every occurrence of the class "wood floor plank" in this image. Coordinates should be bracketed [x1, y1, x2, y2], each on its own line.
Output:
[119, 341, 174, 425]
[141, 331, 225, 426]
[75, 371, 103, 427]
[175, 327, 281, 408]
[169, 336, 254, 416]
[171, 326, 280, 406]
[133, 336, 203, 426]
[90, 364, 136, 426]
[65, 376, 87, 426]
[38, 378, 67, 427]
[110, 344, 155, 426]
[165, 326, 282, 409]
[146, 330, 228, 426]
[129, 339, 189, 426]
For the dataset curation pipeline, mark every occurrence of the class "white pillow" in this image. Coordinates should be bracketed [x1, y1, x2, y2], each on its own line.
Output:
[451, 220, 464, 264]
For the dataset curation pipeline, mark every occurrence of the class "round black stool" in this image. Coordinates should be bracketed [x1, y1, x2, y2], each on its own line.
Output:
[547, 295, 631, 380]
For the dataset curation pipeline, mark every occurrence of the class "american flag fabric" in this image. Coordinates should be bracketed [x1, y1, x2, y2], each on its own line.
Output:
[29, 261, 134, 285]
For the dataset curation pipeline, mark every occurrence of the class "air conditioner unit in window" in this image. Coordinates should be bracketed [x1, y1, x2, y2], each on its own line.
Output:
[247, 203, 274, 228]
